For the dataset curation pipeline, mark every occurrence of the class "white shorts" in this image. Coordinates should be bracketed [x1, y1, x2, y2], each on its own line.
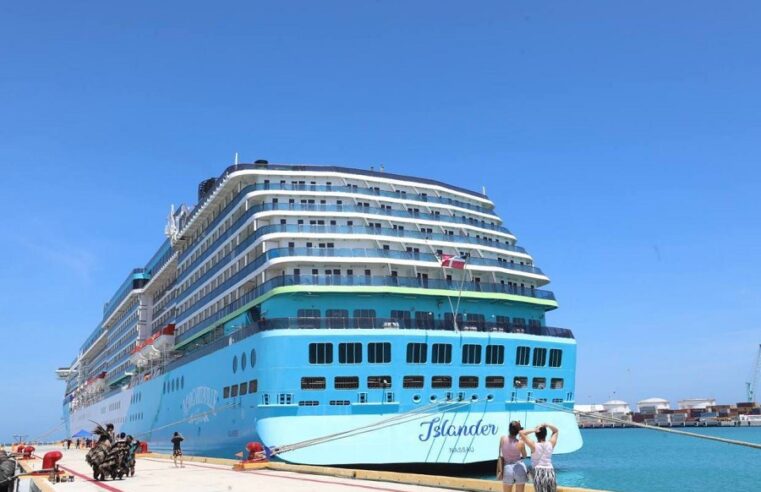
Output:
[503, 461, 528, 485]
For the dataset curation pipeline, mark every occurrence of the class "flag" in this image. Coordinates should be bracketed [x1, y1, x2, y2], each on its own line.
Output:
[439, 254, 466, 269]
[234, 451, 244, 458]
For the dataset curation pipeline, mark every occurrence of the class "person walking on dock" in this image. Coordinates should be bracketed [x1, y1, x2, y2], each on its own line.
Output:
[497, 421, 528, 492]
[519, 423, 559, 492]
[171, 432, 184, 468]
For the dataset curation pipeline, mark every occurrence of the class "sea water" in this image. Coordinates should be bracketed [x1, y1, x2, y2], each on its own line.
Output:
[548, 427, 761, 492]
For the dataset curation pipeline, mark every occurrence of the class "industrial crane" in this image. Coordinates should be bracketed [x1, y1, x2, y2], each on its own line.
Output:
[746, 344, 761, 403]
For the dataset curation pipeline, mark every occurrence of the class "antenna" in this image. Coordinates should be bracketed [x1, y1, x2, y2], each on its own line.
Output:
[234, 152, 239, 165]
[746, 344, 761, 402]
[482, 185, 487, 195]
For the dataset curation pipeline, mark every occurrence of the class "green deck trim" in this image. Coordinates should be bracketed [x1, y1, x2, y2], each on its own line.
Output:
[174, 285, 557, 350]
[108, 373, 132, 386]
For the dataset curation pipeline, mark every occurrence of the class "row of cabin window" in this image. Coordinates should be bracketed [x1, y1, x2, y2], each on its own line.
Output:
[223, 379, 259, 399]
[301, 375, 564, 390]
[163, 376, 185, 394]
[309, 342, 562, 367]
[269, 198, 497, 228]
[296, 309, 540, 329]
[262, 179, 487, 215]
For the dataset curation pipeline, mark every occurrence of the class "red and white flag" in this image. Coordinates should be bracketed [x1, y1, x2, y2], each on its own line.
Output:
[439, 254, 466, 269]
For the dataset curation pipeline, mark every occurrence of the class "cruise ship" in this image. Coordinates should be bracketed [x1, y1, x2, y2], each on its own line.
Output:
[57, 161, 582, 466]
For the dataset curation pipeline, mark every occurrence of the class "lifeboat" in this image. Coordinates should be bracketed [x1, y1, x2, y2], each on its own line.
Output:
[82, 371, 107, 395]
[131, 324, 175, 364]
[152, 324, 176, 351]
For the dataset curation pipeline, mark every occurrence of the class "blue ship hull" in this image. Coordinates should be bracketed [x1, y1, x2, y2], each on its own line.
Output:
[66, 328, 582, 465]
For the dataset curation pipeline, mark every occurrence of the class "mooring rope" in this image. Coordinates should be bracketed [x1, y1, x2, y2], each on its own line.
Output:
[28, 419, 67, 443]
[272, 399, 473, 455]
[533, 399, 761, 450]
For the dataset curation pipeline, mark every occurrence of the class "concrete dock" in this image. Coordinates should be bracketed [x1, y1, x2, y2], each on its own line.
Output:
[15, 445, 605, 492]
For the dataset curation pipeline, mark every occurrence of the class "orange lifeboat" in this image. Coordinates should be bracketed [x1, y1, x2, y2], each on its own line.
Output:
[131, 324, 175, 365]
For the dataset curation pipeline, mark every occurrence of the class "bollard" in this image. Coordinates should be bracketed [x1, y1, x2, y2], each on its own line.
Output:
[245, 442, 266, 462]
[42, 451, 62, 469]
[22, 446, 35, 459]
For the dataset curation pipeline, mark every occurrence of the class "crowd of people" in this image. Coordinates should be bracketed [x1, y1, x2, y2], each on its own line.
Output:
[63, 438, 93, 449]
[79, 423, 141, 480]
[72, 424, 185, 481]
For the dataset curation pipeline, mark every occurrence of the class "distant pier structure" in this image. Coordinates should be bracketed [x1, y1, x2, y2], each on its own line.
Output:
[577, 396, 761, 428]
[636, 397, 670, 414]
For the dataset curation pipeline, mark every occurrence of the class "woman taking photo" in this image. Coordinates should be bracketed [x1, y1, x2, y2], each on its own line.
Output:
[519, 422, 559, 492]
[497, 421, 528, 492]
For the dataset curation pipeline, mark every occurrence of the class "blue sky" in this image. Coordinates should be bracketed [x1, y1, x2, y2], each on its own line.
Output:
[1, 1, 759, 441]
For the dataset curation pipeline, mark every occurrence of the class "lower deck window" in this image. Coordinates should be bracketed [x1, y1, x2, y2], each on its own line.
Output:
[249, 379, 258, 393]
[301, 377, 326, 390]
[432, 376, 452, 389]
[459, 376, 479, 388]
[329, 400, 351, 406]
[432, 344, 452, 364]
[403, 375, 424, 388]
[514, 377, 528, 388]
[298, 400, 319, 406]
[335, 376, 359, 389]
[485, 376, 505, 388]
[532, 377, 546, 389]
[368, 342, 391, 363]
[551, 378, 564, 389]
[309, 343, 333, 364]
[368, 376, 392, 388]
[239, 382, 248, 395]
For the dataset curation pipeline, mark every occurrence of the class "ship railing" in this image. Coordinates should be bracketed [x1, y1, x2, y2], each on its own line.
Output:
[181, 165, 494, 239]
[178, 222, 528, 286]
[180, 200, 511, 264]
[175, 274, 557, 340]
[176, 245, 544, 305]
[165, 317, 573, 375]
[255, 317, 574, 338]
[176, 248, 554, 321]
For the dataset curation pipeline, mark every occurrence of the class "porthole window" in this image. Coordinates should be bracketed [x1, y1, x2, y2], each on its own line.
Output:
[232, 355, 238, 373]
[412, 394, 422, 404]
[250, 349, 257, 368]
[241, 352, 247, 371]
[486, 394, 494, 401]
[471, 394, 478, 401]
[429, 395, 437, 402]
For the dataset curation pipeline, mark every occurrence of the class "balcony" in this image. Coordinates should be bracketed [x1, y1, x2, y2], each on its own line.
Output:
[176, 274, 557, 343]
[181, 164, 493, 236]
[179, 222, 528, 284]
[175, 246, 548, 308]
[180, 200, 511, 263]
[102, 269, 151, 323]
